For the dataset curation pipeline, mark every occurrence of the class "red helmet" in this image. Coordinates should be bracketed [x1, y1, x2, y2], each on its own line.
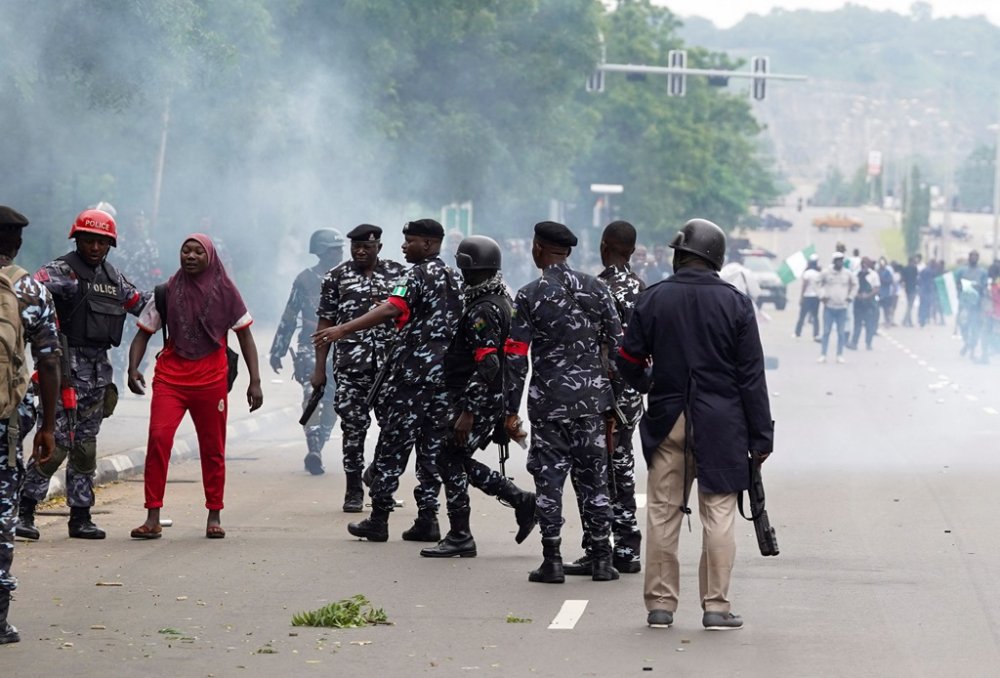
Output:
[69, 209, 117, 246]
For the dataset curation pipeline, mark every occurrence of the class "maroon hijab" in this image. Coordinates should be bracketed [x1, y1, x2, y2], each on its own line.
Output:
[165, 233, 247, 360]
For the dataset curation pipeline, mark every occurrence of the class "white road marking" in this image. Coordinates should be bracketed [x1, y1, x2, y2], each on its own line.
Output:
[277, 441, 299, 448]
[918, 360, 927, 366]
[927, 366, 938, 373]
[984, 407, 998, 415]
[965, 394, 979, 402]
[548, 600, 589, 630]
[635, 493, 647, 509]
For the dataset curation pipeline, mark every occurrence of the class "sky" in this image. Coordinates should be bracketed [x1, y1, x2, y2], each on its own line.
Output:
[656, 0, 1000, 28]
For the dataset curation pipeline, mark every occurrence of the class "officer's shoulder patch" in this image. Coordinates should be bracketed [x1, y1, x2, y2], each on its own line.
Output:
[391, 284, 407, 296]
[472, 317, 487, 332]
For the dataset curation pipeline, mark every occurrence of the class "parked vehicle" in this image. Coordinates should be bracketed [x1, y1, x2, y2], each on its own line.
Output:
[761, 213, 793, 231]
[812, 214, 862, 231]
[743, 254, 787, 310]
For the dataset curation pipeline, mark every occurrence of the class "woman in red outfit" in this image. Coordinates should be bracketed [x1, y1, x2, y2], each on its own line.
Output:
[127, 234, 263, 539]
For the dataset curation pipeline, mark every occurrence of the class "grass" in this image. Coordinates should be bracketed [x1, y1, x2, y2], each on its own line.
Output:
[291, 595, 390, 629]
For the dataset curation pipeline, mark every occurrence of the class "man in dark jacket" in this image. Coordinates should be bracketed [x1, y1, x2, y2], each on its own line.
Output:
[616, 219, 773, 631]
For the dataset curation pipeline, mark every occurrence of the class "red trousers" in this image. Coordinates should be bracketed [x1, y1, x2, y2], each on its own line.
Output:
[143, 378, 229, 510]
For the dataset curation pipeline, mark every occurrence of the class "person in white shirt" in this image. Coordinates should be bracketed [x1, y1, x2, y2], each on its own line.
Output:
[794, 254, 821, 340]
[818, 252, 856, 363]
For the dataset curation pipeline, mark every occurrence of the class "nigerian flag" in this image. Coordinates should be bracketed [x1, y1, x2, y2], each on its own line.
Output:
[934, 273, 959, 316]
[776, 244, 817, 284]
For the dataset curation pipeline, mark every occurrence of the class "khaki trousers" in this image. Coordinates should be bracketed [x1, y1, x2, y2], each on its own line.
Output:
[644, 413, 737, 613]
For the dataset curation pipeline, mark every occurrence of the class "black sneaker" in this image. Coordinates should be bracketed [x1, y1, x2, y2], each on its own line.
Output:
[613, 558, 641, 574]
[647, 609, 673, 628]
[702, 611, 743, 630]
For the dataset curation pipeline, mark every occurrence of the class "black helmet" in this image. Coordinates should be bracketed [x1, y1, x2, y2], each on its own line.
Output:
[309, 228, 345, 255]
[455, 235, 502, 271]
[669, 219, 726, 271]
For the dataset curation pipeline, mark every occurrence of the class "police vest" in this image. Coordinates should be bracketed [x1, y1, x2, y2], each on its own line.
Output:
[55, 252, 127, 348]
[443, 293, 511, 391]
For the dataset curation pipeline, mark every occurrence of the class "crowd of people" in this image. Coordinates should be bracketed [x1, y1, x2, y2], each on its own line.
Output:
[792, 243, 1000, 364]
[0, 204, 773, 643]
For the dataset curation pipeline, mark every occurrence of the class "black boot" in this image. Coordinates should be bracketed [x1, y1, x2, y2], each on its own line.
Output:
[590, 539, 620, 582]
[303, 452, 325, 475]
[343, 472, 365, 513]
[562, 555, 593, 576]
[500, 482, 538, 545]
[14, 499, 39, 541]
[68, 507, 106, 540]
[528, 537, 565, 583]
[347, 508, 390, 542]
[420, 508, 477, 558]
[0, 589, 19, 645]
[401, 509, 440, 542]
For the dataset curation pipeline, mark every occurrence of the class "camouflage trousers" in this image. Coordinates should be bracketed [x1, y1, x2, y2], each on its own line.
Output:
[1, 403, 37, 592]
[22, 382, 106, 508]
[437, 438, 511, 514]
[296, 352, 337, 460]
[367, 382, 445, 514]
[334, 372, 375, 474]
[571, 422, 641, 563]
[527, 416, 612, 541]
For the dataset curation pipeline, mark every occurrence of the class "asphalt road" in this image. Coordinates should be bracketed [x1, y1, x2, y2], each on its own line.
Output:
[6, 210, 1000, 676]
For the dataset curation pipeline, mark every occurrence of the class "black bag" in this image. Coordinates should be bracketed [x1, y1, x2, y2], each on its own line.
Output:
[154, 284, 239, 393]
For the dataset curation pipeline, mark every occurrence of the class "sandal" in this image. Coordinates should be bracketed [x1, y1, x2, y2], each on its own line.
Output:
[130, 523, 162, 540]
[206, 525, 226, 539]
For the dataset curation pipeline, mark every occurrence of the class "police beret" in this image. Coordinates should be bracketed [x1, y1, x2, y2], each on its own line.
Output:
[347, 223, 382, 242]
[403, 218, 445, 239]
[0, 206, 29, 228]
[534, 221, 577, 248]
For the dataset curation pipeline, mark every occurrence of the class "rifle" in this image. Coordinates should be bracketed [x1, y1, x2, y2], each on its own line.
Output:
[58, 333, 78, 445]
[364, 336, 399, 410]
[738, 458, 779, 557]
[298, 383, 325, 426]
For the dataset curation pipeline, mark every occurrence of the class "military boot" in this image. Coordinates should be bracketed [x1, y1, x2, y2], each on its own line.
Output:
[420, 508, 477, 558]
[590, 539, 620, 582]
[342, 472, 365, 513]
[347, 508, 390, 542]
[401, 509, 440, 542]
[14, 498, 40, 541]
[528, 537, 565, 583]
[67, 507, 106, 540]
[499, 481, 538, 544]
[0, 590, 19, 645]
[562, 554, 593, 576]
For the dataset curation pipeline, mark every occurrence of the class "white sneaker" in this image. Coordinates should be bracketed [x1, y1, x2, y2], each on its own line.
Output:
[836, 356, 846, 364]
[817, 355, 827, 363]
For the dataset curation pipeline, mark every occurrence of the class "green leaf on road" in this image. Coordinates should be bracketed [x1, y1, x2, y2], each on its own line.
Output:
[291, 595, 390, 629]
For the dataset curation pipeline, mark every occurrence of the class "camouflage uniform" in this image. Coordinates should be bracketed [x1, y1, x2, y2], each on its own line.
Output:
[367, 256, 462, 514]
[20, 254, 148, 510]
[506, 262, 623, 543]
[579, 263, 644, 566]
[316, 258, 406, 474]
[439, 284, 516, 512]
[270, 266, 337, 463]
[1, 275, 59, 593]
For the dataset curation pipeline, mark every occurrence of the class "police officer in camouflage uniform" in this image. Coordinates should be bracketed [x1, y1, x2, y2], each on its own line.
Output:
[16, 209, 149, 540]
[270, 229, 344, 475]
[312, 224, 405, 511]
[505, 221, 623, 583]
[313, 218, 461, 543]
[565, 220, 645, 576]
[419, 236, 536, 559]
[0, 206, 60, 644]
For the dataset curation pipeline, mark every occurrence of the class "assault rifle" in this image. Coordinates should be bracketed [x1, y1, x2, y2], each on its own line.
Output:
[738, 457, 779, 557]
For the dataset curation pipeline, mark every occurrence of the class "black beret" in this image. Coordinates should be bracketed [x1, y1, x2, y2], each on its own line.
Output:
[0, 206, 29, 228]
[403, 218, 445, 239]
[534, 221, 577, 248]
[347, 223, 382, 242]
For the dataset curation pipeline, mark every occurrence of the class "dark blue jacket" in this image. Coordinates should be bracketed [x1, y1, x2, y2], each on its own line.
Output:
[616, 267, 773, 493]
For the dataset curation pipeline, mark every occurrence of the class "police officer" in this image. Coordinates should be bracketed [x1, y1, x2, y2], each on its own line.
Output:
[270, 229, 344, 475]
[312, 224, 405, 510]
[313, 219, 461, 542]
[420, 236, 536, 558]
[504, 221, 623, 583]
[16, 208, 149, 540]
[564, 220, 645, 576]
[0, 206, 60, 644]
[616, 219, 773, 631]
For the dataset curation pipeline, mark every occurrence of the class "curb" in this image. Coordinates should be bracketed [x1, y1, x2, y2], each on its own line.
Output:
[44, 405, 300, 501]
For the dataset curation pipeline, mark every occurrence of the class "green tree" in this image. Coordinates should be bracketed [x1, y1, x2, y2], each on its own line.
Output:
[957, 144, 995, 212]
[902, 164, 929, 256]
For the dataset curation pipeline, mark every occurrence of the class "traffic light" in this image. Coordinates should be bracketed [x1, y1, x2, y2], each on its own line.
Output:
[752, 56, 768, 101]
[668, 49, 686, 97]
[585, 69, 605, 93]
